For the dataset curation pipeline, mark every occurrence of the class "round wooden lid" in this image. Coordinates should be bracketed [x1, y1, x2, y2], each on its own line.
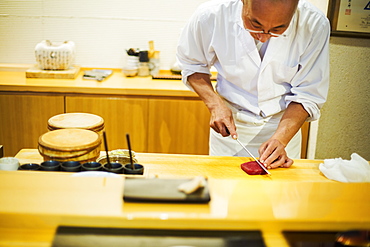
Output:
[48, 113, 104, 130]
[38, 129, 101, 151]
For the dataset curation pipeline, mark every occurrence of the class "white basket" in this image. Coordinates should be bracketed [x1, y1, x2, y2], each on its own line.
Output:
[35, 40, 75, 70]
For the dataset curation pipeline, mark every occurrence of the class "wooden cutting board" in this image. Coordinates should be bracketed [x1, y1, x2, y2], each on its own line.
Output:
[38, 129, 101, 151]
[48, 113, 104, 132]
[123, 178, 211, 203]
[26, 65, 80, 79]
[38, 129, 102, 162]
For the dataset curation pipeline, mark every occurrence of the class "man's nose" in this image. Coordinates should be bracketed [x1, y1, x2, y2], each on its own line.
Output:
[256, 33, 271, 43]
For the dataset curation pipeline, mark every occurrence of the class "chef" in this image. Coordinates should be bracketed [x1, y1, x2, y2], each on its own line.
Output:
[176, 0, 330, 169]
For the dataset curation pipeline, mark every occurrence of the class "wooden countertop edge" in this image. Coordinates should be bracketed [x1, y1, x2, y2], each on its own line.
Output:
[0, 211, 368, 247]
[0, 63, 124, 72]
[0, 84, 200, 97]
[0, 64, 203, 97]
[0, 63, 31, 72]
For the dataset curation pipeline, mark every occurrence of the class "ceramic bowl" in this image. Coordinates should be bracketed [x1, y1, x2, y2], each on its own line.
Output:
[122, 67, 138, 77]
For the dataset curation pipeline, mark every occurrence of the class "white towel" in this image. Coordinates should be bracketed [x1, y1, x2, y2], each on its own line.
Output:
[319, 153, 370, 182]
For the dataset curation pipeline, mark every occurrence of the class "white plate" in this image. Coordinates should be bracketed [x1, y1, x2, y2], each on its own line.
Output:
[71, 171, 121, 178]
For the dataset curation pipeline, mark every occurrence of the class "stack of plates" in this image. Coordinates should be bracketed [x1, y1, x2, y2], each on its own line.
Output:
[38, 129, 102, 163]
[47, 112, 105, 135]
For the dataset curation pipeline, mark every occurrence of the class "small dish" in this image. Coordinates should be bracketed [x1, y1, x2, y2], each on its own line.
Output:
[103, 163, 123, 174]
[81, 161, 102, 171]
[61, 161, 81, 172]
[123, 163, 144, 175]
[40, 160, 61, 171]
[18, 163, 41, 171]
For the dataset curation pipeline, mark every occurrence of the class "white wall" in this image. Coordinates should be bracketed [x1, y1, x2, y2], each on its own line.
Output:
[315, 36, 370, 160]
[308, 0, 328, 14]
[0, 0, 327, 70]
[0, 0, 210, 69]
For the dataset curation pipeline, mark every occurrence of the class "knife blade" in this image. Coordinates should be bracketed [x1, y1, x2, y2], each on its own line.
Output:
[235, 138, 271, 175]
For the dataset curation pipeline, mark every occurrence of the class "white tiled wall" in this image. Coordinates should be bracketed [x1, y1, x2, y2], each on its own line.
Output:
[0, 0, 328, 70]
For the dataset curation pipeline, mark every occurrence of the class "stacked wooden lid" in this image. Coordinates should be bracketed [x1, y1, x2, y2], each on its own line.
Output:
[38, 129, 101, 163]
[39, 113, 105, 163]
[47, 113, 105, 134]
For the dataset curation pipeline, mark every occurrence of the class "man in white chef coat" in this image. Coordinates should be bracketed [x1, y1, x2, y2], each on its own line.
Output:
[176, 0, 330, 169]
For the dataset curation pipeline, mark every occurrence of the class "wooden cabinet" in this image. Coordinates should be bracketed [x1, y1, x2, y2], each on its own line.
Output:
[0, 93, 64, 156]
[148, 98, 210, 155]
[65, 96, 149, 152]
[65, 96, 210, 155]
[0, 92, 209, 157]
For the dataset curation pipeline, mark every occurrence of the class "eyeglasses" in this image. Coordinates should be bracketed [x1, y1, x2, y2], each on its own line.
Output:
[244, 27, 287, 37]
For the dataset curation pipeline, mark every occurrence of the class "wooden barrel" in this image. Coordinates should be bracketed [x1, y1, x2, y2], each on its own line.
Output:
[47, 112, 105, 134]
[38, 129, 102, 163]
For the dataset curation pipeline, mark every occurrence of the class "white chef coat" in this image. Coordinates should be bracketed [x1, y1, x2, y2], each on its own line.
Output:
[209, 102, 302, 158]
[176, 0, 330, 157]
[177, 0, 330, 121]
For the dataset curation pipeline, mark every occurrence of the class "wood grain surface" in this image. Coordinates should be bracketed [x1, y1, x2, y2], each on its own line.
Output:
[66, 96, 149, 152]
[147, 98, 210, 155]
[0, 94, 64, 156]
[0, 149, 368, 247]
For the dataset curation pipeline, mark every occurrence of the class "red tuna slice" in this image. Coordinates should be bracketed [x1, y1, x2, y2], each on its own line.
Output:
[241, 161, 267, 175]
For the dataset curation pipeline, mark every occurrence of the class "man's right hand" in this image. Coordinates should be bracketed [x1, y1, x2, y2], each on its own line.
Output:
[208, 100, 237, 138]
[187, 72, 237, 139]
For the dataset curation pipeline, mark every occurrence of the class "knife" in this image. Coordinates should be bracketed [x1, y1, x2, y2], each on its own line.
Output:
[235, 138, 271, 175]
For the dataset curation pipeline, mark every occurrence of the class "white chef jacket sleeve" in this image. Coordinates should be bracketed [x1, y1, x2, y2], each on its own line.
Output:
[176, 7, 216, 91]
[285, 19, 330, 122]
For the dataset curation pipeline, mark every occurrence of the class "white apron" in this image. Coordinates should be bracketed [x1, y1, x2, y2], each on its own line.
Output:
[209, 102, 302, 159]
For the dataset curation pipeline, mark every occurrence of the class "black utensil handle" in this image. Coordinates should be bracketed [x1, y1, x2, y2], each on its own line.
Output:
[126, 134, 135, 169]
[103, 131, 112, 169]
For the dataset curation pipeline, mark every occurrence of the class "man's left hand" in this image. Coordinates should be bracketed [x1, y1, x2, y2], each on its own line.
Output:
[258, 139, 293, 169]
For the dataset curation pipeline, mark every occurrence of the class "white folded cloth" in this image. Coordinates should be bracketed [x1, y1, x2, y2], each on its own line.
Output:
[319, 153, 370, 182]
[178, 176, 207, 194]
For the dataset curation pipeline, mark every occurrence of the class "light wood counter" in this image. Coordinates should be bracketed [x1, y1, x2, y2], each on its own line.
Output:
[0, 66, 198, 97]
[0, 149, 369, 247]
